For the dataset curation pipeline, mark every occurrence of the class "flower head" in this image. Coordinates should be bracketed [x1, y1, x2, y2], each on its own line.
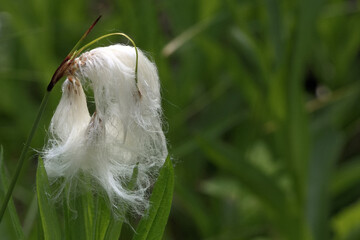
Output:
[43, 44, 167, 215]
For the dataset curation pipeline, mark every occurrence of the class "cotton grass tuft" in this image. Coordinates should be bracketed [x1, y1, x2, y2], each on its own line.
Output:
[43, 44, 167, 215]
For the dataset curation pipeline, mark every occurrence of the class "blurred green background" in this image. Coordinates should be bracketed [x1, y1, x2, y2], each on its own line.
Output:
[1, 0, 360, 239]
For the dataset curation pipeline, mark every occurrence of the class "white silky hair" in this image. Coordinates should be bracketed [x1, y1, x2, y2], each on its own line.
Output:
[43, 44, 168, 215]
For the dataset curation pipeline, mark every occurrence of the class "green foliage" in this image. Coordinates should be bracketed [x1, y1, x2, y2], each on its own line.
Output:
[198, 137, 287, 214]
[133, 156, 174, 240]
[1, 0, 360, 239]
[35, 156, 172, 239]
[0, 147, 24, 240]
[36, 157, 61, 240]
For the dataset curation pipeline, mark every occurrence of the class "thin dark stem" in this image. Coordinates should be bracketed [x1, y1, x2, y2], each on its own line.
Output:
[0, 91, 50, 222]
[47, 16, 101, 91]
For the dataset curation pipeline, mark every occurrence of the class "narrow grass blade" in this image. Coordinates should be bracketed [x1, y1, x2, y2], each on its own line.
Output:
[230, 27, 266, 90]
[197, 137, 286, 213]
[0, 146, 25, 239]
[0, 92, 50, 222]
[306, 128, 344, 240]
[264, 0, 283, 65]
[173, 112, 245, 157]
[285, 0, 325, 202]
[162, 14, 225, 57]
[331, 156, 360, 197]
[92, 194, 111, 240]
[174, 181, 213, 237]
[82, 185, 95, 240]
[37, 210, 44, 240]
[104, 165, 139, 239]
[64, 192, 90, 240]
[23, 194, 38, 238]
[36, 157, 61, 240]
[132, 156, 174, 240]
[104, 215, 123, 240]
[63, 178, 95, 240]
[332, 200, 360, 240]
[63, 196, 71, 240]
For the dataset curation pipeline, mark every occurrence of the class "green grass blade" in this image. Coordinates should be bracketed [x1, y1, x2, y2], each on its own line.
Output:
[36, 157, 61, 240]
[197, 137, 286, 213]
[104, 216, 123, 240]
[331, 156, 360, 197]
[64, 191, 91, 240]
[104, 165, 139, 239]
[230, 27, 266, 90]
[332, 200, 360, 240]
[0, 92, 50, 222]
[23, 194, 38, 238]
[174, 181, 213, 237]
[264, 0, 283, 66]
[37, 209, 44, 240]
[82, 186, 95, 240]
[0, 146, 25, 239]
[63, 178, 95, 240]
[162, 14, 225, 57]
[92, 194, 111, 240]
[132, 156, 174, 240]
[63, 196, 71, 240]
[285, 0, 325, 203]
[173, 112, 244, 157]
[306, 128, 344, 240]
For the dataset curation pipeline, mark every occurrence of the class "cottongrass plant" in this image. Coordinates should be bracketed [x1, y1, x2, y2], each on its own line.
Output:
[0, 17, 174, 239]
[44, 44, 168, 215]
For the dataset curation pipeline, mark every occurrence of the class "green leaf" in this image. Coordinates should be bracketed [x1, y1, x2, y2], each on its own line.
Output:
[230, 27, 266, 90]
[331, 156, 360, 197]
[173, 112, 244, 157]
[332, 200, 360, 240]
[197, 137, 286, 213]
[264, 0, 283, 66]
[63, 189, 93, 240]
[82, 186, 95, 240]
[161, 14, 225, 57]
[132, 156, 174, 240]
[22, 194, 38, 238]
[104, 165, 138, 240]
[36, 157, 61, 240]
[92, 194, 111, 240]
[0, 146, 25, 239]
[174, 181, 213, 237]
[198, 138, 315, 240]
[306, 128, 344, 240]
[62, 177, 95, 240]
[284, 0, 325, 202]
[103, 215, 123, 240]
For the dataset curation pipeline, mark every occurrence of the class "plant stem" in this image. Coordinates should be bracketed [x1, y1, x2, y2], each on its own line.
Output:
[0, 91, 50, 222]
[76, 33, 139, 84]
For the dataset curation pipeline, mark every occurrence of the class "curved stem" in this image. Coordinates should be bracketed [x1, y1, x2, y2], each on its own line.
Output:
[76, 33, 139, 85]
[0, 91, 50, 222]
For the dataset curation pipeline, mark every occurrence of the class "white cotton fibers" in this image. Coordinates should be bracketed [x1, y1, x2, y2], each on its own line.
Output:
[43, 44, 168, 215]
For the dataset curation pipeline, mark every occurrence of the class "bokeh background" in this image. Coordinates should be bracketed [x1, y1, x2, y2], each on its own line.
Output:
[1, 0, 360, 239]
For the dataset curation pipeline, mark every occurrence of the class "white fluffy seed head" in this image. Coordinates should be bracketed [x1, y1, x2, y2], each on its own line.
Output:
[44, 77, 91, 178]
[43, 44, 168, 215]
[50, 77, 90, 142]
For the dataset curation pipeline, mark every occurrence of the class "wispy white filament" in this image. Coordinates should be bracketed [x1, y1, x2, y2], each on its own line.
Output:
[43, 44, 167, 215]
